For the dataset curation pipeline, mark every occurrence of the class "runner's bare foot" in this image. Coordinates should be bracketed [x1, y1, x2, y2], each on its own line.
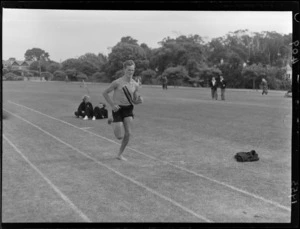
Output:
[117, 155, 127, 161]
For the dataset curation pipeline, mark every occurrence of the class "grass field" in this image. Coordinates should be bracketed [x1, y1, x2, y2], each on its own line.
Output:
[2, 81, 292, 223]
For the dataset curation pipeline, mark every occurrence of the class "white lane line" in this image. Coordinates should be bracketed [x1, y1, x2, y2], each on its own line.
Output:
[3, 134, 92, 222]
[7, 101, 291, 212]
[4, 109, 212, 222]
[80, 127, 93, 130]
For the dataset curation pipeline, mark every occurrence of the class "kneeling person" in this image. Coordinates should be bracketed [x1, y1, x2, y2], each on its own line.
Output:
[74, 95, 94, 120]
[93, 103, 108, 119]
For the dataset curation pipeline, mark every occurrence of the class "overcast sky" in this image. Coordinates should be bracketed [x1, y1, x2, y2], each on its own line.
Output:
[3, 9, 293, 62]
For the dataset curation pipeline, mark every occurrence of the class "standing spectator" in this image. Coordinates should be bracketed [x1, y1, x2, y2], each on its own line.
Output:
[161, 75, 168, 90]
[261, 78, 268, 95]
[74, 95, 94, 120]
[65, 75, 69, 83]
[209, 77, 218, 100]
[219, 75, 226, 100]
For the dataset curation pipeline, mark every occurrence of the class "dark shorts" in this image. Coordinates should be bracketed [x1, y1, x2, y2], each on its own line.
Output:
[112, 105, 134, 122]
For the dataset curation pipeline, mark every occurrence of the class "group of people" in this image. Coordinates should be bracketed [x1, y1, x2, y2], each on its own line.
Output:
[74, 59, 274, 161]
[210, 75, 227, 100]
[210, 76, 269, 100]
[74, 95, 108, 120]
[74, 60, 143, 161]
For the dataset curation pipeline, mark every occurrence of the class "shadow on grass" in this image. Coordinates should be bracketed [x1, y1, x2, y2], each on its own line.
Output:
[2, 110, 10, 120]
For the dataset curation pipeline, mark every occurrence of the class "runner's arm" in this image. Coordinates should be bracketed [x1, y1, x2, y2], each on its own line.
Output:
[133, 83, 143, 104]
[102, 81, 118, 109]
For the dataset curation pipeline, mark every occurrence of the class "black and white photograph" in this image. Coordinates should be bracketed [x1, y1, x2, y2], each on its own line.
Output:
[1, 1, 299, 226]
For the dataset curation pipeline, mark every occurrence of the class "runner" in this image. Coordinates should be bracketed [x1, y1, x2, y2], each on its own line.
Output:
[102, 60, 143, 161]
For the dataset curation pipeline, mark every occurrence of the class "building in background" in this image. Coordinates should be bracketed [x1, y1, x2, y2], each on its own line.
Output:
[2, 59, 33, 71]
[285, 63, 292, 81]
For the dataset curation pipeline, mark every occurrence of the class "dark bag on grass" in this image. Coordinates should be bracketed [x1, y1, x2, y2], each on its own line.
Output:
[235, 150, 259, 162]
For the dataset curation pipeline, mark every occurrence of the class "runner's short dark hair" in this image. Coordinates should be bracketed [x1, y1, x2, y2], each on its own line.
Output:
[123, 60, 135, 69]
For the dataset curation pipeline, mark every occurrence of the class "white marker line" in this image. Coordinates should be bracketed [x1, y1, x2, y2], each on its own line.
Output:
[80, 127, 93, 130]
[7, 101, 291, 212]
[4, 109, 212, 222]
[3, 134, 92, 222]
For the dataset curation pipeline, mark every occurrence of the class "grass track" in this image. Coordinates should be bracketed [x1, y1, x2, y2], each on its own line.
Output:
[2, 81, 292, 222]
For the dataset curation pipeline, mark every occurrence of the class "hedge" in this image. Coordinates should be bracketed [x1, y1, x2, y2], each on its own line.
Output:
[76, 72, 88, 81]
[41, 72, 54, 81]
[91, 72, 110, 82]
[53, 70, 67, 81]
[4, 72, 24, 81]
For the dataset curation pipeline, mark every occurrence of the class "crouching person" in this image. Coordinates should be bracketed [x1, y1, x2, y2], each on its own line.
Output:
[74, 95, 94, 120]
[93, 103, 108, 119]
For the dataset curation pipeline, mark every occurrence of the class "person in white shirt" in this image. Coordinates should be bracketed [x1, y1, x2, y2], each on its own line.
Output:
[210, 77, 218, 100]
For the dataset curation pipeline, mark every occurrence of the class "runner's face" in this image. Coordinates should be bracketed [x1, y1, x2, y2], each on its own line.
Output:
[124, 65, 135, 77]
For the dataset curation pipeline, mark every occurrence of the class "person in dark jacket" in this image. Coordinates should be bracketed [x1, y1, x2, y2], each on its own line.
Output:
[261, 78, 268, 95]
[93, 103, 108, 119]
[219, 75, 226, 100]
[161, 76, 168, 90]
[209, 77, 218, 100]
[74, 95, 94, 120]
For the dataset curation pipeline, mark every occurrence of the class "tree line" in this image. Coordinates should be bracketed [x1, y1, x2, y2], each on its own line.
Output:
[3, 29, 292, 90]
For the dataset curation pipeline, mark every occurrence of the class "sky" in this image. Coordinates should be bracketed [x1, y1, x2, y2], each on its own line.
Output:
[2, 9, 293, 63]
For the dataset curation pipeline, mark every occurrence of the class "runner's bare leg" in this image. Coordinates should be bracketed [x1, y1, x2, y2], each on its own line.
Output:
[117, 116, 133, 160]
[111, 121, 123, 140]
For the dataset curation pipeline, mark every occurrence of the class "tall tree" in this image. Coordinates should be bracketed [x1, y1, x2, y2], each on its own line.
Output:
[24, 48, 50, 79]
[46, 62, 61, 74]
[119, 36, 139, 45]
[161, 65, 189, 86]
[153, 35, 206, 78]
[242, 63, 266, 89]
[78, 53, 107, 72]
[8, 57, 16, 62]
[61, 58, 81, 71]
[24, 48, 50, 61]
[105, 37, 148, 80]
[61, 58, 98, 79]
